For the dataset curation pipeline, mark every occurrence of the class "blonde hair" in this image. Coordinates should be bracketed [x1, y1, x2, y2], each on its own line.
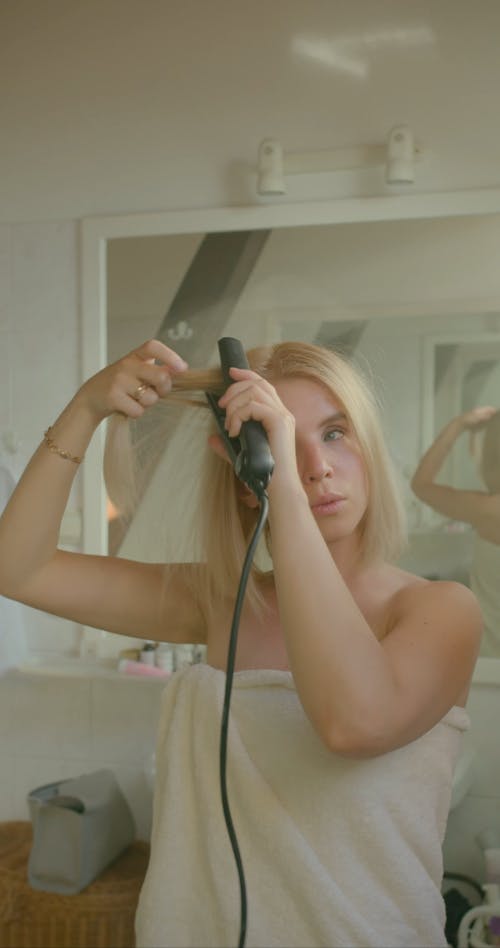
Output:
[104, 341, 407, 619]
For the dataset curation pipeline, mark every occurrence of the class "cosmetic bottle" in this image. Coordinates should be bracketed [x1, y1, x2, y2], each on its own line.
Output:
[477, 829, 500, 945]
[140, 641, 157, 666]
[155, 645, 174, 673]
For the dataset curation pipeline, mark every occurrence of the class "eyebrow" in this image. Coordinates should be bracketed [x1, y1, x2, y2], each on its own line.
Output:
[320, 412, 349, 427]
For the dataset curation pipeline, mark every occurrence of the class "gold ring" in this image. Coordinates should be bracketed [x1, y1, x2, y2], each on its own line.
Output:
[132, 383, 149, 401]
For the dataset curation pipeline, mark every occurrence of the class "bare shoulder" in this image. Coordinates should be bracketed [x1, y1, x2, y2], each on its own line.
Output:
[372, 569, 482, 710]
[390, 571, 481, 620]
[386, 571, 483, 661]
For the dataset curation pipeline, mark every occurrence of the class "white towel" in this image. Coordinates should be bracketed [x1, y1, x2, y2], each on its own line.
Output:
[136, 664, 469, 948]
[0, 464, 28, 673]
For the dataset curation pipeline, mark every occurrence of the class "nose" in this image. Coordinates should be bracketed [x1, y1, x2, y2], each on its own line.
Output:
[301, 444, 333, 483]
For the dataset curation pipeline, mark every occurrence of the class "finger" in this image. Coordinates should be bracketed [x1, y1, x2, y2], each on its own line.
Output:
[223, 388, 277, 435]
[218, 380, 257, 408]
[226, 398, 279, 438]
[228, 366, 258, 379]
[129, 382, 160, 407]
[133, 339, 188, 373]
[112, 391, 149, 419]
[131, 361, 175, 397]
[218, 374, 276, 408]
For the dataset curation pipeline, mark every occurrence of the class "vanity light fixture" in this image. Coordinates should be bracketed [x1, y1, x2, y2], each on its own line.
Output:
[256, 125, 420, 195]
[385, 124, 416, 185]
[256, 139, 286, 195]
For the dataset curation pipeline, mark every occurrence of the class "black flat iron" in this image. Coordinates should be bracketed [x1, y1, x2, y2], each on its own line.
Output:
[205, 336, 274, 498]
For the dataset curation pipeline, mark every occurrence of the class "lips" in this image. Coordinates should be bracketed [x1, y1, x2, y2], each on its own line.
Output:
[310, 493, 346, 515]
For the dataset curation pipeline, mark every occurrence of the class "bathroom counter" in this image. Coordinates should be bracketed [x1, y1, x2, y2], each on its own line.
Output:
[11, 655, 169, 682]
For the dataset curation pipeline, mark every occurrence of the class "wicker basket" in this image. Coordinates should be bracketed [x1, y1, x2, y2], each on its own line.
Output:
[0, 821, 150, 948]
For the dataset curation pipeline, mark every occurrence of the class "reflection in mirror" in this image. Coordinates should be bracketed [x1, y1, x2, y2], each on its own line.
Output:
[105, 214, 500, 660]
[416, 333, 500, 658]
[429, 335, 500, 492]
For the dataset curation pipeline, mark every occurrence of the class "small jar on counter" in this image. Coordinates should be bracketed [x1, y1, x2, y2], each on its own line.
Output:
[155, 645, 174, 673]
[140, 641, 157, 666]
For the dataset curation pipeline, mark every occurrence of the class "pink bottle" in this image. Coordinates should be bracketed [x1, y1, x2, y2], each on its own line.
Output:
[118, 659, 170, 679]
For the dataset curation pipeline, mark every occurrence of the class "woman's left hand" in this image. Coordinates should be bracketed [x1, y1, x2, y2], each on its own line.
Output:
[217, 367, 297, 477]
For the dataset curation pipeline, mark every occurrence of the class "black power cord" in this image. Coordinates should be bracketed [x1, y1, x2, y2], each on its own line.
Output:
[219, 490, 269, 948]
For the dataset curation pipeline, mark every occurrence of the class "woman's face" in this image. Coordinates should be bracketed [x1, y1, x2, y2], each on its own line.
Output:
[274, 376, 369, 551]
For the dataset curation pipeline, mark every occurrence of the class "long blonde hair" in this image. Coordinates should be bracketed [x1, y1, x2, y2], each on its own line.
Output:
[104, 341, 407, 618]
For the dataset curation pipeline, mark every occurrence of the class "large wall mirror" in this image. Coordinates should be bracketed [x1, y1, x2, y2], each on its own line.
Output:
[81, 193, 500, 673]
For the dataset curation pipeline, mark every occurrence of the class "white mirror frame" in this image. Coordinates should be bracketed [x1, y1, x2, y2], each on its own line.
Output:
[81, 187, 500, 681]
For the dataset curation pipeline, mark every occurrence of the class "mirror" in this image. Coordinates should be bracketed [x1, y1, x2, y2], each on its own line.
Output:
[81, 197, 500, 667]
[424, 332, 500, 499]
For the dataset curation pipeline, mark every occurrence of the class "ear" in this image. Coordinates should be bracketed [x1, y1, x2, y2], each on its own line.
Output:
[237, 482, 260, 509]
[207, 433, 232, 464]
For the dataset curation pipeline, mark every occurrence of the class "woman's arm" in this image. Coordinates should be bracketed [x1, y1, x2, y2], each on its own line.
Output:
[219, 369, 482, 757]
[410, 407, 497, 524]
[268, 478, 481, 757]
[0, 341, 203, 644]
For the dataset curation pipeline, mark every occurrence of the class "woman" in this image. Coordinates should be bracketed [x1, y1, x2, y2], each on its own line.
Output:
[0, 339, 481, 948]
[411, 406, 500, 657]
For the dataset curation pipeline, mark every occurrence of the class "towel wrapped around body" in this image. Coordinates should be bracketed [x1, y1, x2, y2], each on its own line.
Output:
[135, 663, 468, 948]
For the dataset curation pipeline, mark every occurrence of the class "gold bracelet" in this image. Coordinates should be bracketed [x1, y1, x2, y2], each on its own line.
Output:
[43, 427, 83, 465]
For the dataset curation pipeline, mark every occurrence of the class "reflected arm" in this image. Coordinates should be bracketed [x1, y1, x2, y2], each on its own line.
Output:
[411, 416, 467, 517]
[411, 415, 493, 525]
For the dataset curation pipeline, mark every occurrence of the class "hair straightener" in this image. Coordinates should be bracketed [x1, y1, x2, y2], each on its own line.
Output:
[205, 338, 274, 948]
[205, 336, 274, 499]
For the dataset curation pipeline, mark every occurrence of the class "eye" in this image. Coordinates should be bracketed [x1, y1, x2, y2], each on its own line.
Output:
[323, 427, 344, 442]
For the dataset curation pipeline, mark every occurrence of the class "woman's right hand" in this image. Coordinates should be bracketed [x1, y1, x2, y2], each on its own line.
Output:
[76, 339, 188, 423]
[460, 405, 497, 431]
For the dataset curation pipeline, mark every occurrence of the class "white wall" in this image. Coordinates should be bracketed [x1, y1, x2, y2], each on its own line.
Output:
[2, 0, 500, 891]
[0, 220, 82, 657]
[3, 0, 500, 223]
[0, 669, 163, 841]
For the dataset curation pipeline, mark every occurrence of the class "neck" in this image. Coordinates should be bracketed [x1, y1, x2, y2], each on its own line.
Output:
[326, 533, 366, 584]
